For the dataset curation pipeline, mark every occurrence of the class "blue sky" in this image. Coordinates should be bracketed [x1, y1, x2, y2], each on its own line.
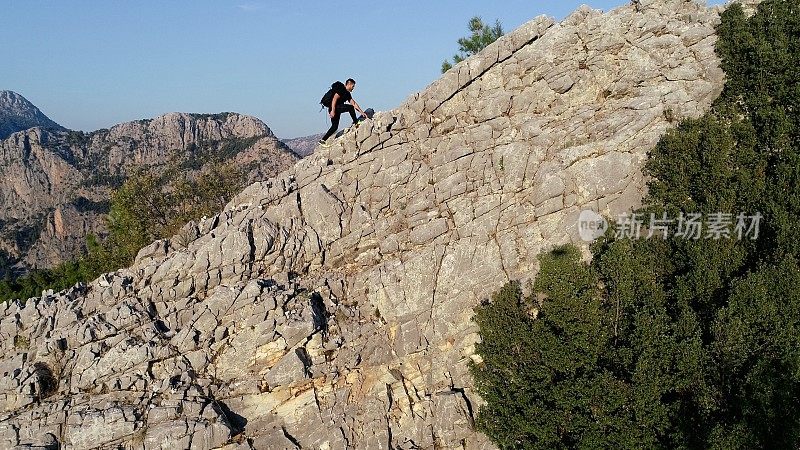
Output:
[0, 0, 725, 138]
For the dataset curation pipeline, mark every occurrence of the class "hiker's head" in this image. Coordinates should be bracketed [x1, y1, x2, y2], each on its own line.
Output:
[346, 78, 356, 92]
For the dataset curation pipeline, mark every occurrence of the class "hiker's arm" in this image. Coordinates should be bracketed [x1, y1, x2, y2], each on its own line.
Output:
[351, 98, 366, 115]
[329, 93, 340, 117]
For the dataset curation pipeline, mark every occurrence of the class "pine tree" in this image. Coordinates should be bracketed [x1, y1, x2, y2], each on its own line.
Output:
[442, 16, 503, 73]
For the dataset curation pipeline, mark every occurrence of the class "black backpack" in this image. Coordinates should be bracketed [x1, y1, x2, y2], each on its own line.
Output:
[320, 81, 346, 108]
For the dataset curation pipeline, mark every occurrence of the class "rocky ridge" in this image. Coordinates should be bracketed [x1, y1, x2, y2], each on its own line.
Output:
[0, 1, 733, 448]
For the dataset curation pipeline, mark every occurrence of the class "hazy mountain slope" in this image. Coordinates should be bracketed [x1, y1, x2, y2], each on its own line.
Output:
[281, 132, 324, 157]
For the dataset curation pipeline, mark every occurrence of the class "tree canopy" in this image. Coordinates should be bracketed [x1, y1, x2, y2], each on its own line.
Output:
[442, 16, 504, 73]
[472, 1, 800, 447]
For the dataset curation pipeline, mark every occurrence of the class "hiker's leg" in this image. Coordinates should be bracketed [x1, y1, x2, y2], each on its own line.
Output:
[343, 104, 357, 124]
[322, 109, 341, 140]
[333, 104, 357, 123]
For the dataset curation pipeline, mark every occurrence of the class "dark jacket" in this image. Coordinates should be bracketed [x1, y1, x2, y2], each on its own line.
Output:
[331, 81, 351, 104]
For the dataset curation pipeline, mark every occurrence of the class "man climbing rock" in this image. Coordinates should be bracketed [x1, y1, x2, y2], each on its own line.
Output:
[319, 78, 367, 147]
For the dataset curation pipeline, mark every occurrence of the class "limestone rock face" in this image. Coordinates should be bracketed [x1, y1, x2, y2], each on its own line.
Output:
[0, 1, 736, 448]
[0, 112, 298, 274]
[97, 112, 277, 171]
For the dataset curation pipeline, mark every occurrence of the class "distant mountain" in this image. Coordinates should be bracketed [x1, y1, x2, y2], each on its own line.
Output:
[0, 90, 65, 139]
[0, 111, 299, 275]
[281, 132, 324, 157]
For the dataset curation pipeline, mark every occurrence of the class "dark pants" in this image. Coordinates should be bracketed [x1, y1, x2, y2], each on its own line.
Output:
[323, 103, 357, 140]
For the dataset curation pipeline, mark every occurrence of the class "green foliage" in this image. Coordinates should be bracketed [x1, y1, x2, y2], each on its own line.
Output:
[473, 243, 708, 448]
[13, 335, 29, 349]
[80, 171, 126, 189]
[188, 112, 233, 122]
[65, 130, 89, 147]
[87, 160, 246, 273]
[0, 160, 246, 303]
[709, 256, 800, 448]
[472, 1, 800, 448]
[181, 136, 261, 171]
[442, 16, 503, 73]
[0, 260, 93, 303]
[473, 247, 619, 448]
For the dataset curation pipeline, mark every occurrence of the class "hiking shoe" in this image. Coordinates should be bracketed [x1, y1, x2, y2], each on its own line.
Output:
[318, 139, 331, 148]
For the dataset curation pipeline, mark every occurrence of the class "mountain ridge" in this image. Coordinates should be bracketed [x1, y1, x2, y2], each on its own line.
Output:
[0, 90, 66, 140]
